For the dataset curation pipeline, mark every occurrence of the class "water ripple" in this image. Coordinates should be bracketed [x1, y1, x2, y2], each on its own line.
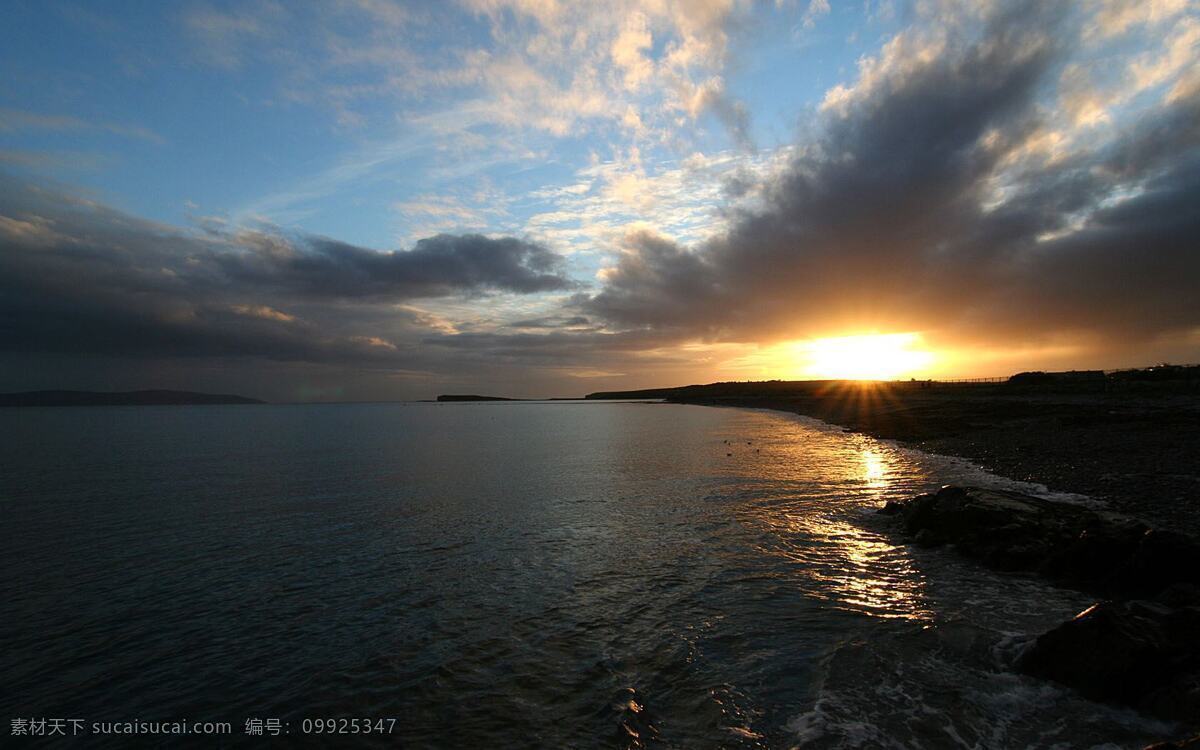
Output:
[0, 402, 1171, 748]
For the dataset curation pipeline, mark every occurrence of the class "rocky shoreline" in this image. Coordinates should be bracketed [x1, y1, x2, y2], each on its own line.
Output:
[664, 385, 1200, 537]
[646, 381, 1200, 742]
[585, 375, 1200, 533]
[879, 486, 1200, 743]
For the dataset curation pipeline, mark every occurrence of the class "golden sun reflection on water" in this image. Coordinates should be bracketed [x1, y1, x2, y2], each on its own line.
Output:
[725, 415, 934, 621]
[772, 514, 934, 621]
[861, 448, 887, 488]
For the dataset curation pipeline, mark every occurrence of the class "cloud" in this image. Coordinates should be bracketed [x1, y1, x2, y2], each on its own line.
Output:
[612, 11, 655, 90]
[579, 0, 1200, 359]
[195, 1, 753, 148]
[1086, 0, 1191, 40]
[0, 108, 165, 144]
[508, 314, 593, 329]
[684, 78, 754, 150]
[182, 1, 280, 69]
[522, 145, 790, 255]
[0, 173, 572, 370]
[392, 189, 514, 243]
[195, 0, 766, 229]
[802, 0, 831, 29]
[0, 109, 86, 132]
[230, 304, 297, 322]
[216, 231, 574, 298]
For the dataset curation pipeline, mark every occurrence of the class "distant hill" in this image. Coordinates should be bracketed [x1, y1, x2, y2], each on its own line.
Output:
[585, 381, 839, 400]
[436, 394, 519, 402]
[0, 390, 266, 407]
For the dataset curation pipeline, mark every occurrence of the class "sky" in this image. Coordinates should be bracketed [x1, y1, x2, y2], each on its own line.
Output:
[1, 0, 1198, 401]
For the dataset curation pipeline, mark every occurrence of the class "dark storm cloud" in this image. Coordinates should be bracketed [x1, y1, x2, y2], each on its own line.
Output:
[1010, 150, 1200, 335]
[581, 2, 1200, 352]
[508, 315, 593, 329]
[0, 175, 572, 365]
[419, 327, 695, 370]
[217, 232, 573, 299]
[425, 328, 659, 355]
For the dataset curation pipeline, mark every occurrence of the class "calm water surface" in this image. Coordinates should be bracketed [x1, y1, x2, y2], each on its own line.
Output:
[0, 403, 1175, 747]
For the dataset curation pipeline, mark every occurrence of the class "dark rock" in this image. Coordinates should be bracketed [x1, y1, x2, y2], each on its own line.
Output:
[881, 486, 1200, 598]
[1050, 516, 1149, 583]
[913, 528, 945, 547]
[881, 486, 1200, 725]
[1128, 530, 1200, 591]
[1016, 597, 1200, 722]
[1157, 583, 1200, 609]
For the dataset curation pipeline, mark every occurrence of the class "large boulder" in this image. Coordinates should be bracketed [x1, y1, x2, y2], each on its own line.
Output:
[1017, 590, 1200, 722]
[879, 486, 1200, 598]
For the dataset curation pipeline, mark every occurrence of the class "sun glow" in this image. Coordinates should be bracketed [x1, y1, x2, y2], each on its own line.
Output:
[796, 333, 935, 380]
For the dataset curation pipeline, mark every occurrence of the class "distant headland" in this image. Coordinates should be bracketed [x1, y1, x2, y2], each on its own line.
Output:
[436, 394, 521, 402]
[0, 390, 266, 407]
[583, 364, 1200, 401]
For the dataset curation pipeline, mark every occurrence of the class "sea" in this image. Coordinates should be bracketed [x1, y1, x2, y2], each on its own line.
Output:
[0, 401, 1180, 748]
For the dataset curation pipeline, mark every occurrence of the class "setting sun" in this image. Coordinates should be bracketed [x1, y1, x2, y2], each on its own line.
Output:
[796, 333, 935, 381]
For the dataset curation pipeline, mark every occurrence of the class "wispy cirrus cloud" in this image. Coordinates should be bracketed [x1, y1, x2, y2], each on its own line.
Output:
[520, 145, 793, 256]
[197, 0, 767, 223]
[0, 107, 165, 144]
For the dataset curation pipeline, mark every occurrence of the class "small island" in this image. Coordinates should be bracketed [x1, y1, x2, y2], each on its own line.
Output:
[436, 394, 521, 402]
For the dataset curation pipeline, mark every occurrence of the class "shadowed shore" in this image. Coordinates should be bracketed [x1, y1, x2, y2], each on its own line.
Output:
[588, 374, 1200, 536]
